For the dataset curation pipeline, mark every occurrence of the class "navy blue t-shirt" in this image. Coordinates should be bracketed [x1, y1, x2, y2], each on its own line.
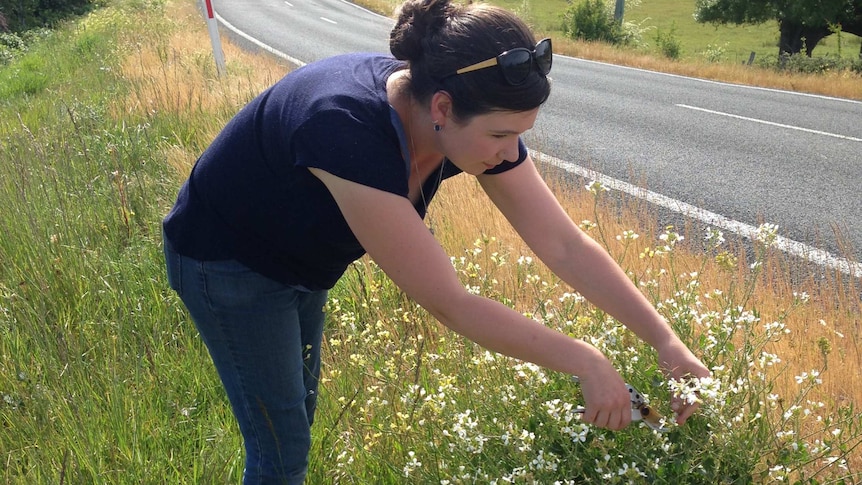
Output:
[163, 53, 527, 290]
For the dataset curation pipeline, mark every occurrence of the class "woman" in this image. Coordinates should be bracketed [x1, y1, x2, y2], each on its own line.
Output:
[163, 0, 710, 482]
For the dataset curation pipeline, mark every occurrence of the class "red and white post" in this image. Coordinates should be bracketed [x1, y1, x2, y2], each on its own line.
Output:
[203, 0, 227, 76]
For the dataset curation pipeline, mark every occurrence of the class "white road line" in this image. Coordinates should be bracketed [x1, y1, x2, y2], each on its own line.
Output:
[213, 11, 307, 66]
[532, 150, 862, 279]
[337, 0, 393, 18]
[676, 104, 862, 142]
[284, 1, 293, 7]
[320, 16, 337, 24]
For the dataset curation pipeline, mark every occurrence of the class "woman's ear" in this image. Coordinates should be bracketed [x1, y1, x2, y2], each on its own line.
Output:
[430, 91, 453, 127]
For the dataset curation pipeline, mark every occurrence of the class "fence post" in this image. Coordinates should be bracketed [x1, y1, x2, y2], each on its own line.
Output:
[614, 0, 625, 23]
[203, 0, 227, 76]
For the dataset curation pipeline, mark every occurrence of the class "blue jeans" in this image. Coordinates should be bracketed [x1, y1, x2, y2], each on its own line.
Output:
[164, 239, 328, 484]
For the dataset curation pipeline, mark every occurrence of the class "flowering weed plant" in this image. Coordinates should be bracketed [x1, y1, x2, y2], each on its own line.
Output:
[309, 184, 861, 483]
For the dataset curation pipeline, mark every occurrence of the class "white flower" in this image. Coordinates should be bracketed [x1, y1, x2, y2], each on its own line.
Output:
[586, 180, 609, 194]
[617, 230, 639, 241]
[579, 219, 597, 230]
[403, 451, 422, 477]
[704, 227, 725, 247]
[617, 462, 647, 478]
[794, 370, 822, 385]
[755, 223, 779, 246]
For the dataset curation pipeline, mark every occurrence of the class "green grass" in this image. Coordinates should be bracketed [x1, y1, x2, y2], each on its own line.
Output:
[1, 0, 860, 483]
[624, 0, 861, 62]
[482, 0, 862, 62]
[0, 4, 245, 482]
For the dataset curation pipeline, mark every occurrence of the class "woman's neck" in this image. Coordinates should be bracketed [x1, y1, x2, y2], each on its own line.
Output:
[387, 70, 443, 172]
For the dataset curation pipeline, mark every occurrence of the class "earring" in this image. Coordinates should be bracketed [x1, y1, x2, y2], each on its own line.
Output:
[434, 123, 441, 132]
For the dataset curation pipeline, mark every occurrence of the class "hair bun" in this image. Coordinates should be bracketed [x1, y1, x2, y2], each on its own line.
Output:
[390, 0, 451, 61]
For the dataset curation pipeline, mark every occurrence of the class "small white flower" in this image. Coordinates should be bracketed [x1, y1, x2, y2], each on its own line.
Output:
[403, 451, 422, 477]
[704, 227, 725, 247]
[755, 223, 780, 246]
[586, 180, 609, 194]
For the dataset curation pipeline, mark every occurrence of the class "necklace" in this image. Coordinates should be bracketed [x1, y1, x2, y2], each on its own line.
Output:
[407, 103, 445, 235]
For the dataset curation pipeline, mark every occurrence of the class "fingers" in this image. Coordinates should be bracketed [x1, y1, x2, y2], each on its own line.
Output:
[577, 361, 632, 431]
[669, 373, 707, 424]
[581, 398, 632, 430]
[676, 401, 700, 424]
[671, 394, 700, 425]
[657, 343, 711, 426]
[583, 406, 631, 431]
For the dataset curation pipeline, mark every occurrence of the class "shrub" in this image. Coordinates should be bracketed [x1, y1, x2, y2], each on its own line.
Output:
[0, 32, 25, 64]
[562, 0, 626, 44]
[654, 24, 682, 59]
[701, 42, 727, 63]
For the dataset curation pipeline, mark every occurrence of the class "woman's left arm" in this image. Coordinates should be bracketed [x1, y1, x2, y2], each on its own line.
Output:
[479, 155, 710, 423]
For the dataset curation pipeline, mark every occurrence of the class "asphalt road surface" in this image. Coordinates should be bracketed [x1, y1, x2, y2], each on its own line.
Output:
[211, 0, 862, 277]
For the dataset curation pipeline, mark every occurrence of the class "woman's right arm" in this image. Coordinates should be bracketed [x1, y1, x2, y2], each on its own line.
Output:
[309, 167, 634, 430]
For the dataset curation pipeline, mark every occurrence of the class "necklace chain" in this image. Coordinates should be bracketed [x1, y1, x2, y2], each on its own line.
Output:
[407, 102, 445, 234]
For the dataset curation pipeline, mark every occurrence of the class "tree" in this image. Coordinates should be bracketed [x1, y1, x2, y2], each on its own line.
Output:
[0, 0, 93, 32]
[694, 0, 862, 57]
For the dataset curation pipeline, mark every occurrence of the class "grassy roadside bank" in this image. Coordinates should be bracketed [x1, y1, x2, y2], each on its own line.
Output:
[1, 0, 860, 482]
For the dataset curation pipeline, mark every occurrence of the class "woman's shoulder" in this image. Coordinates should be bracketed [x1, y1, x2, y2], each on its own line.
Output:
[278, 53, 405, 92]
[316, 52, 404, 70]
[260, 53, 403, 118]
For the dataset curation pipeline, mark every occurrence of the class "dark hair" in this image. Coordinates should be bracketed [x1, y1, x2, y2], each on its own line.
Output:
[390, 0, 551, 122]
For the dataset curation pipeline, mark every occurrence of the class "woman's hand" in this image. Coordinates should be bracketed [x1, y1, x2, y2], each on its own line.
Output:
[657, 338, 711, 425]
[577, 357, 632, 431]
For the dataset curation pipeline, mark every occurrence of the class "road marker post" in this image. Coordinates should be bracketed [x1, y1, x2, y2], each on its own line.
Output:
[203, 0, 227, 76]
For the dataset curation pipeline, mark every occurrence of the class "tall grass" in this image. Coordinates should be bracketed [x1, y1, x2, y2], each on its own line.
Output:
[1, 0, 860, 483]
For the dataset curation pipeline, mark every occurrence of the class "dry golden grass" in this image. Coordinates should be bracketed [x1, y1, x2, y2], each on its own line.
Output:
[117, 0, 290, 177]
[556, 37, 862, 101]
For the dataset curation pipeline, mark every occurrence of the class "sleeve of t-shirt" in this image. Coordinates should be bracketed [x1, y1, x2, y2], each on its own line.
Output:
[482, 137, 529, 175]
[292, 108, 408, 196]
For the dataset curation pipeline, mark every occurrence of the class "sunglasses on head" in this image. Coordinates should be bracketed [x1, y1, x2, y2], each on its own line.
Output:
[441, 38, 553, 86]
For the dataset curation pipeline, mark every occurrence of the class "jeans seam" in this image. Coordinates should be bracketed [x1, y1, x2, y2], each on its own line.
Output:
[199, 259, 265, 480]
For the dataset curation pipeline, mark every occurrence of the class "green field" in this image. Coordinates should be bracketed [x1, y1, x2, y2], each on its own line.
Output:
[486, 0, 862, 62]
[625, 0, 861, 61]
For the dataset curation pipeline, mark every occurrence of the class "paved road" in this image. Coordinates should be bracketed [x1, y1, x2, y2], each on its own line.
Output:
[212, 0, 862, 276]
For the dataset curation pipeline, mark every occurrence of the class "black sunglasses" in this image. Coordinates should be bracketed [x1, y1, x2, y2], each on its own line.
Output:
[441, 38, 553, 86]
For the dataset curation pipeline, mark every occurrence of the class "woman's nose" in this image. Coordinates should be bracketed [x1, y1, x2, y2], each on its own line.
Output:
[499, 139, 518, 162]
